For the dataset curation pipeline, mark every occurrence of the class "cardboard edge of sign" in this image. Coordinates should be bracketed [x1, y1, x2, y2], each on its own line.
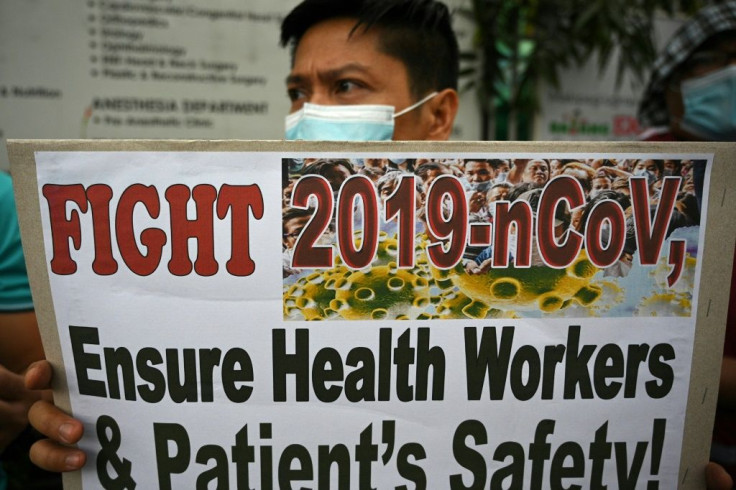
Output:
[7, 139, 736, 490]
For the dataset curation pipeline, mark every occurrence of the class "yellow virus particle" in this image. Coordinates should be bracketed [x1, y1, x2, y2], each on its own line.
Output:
[441, 250, 603, 313]
[635, 292, 692, 317]
[330, 263, 433, 320]
[284, 269, 346, 321]
[546, 280, 624, 318]
[651, 255, 697, 295]
[283, 233, 434, 321]
[435, 289, 504, 320]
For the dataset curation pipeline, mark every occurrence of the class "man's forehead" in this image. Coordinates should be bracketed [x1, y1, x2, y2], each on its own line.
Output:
[293, 17, 381, 59]
[288, 16, 408, 85]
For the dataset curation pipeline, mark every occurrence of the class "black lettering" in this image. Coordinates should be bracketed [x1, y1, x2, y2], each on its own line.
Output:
[154, 423, 191, 490]
[278, 445, 313, 489]
[510, 345, 541, 401]
[232, 425, 255, 490]
[563, 326, 594, 399]
[272, 329, 309, 402]
[69, 325, 107, 398]
[588, 422, 612, 490]
[593, 344, 624, 400]
[198, 348, 222, 403]
[394, 329, 415, 402]
[624, 344, 649, 398]
[541, 344, 565, 399]
[491, 441, 524, 489]
[345, 348, 376, 402]
[646, 343, 675, 398]
[317, 444, 350, 490]
[450, 420, 487, 490]
[464, 327, 514, 400]
[396, 443, 427, 490]
[378, 329, 392, 401]
[313, 348, 344, 402]
[550, 442, 584, 490]
[103, 346, 136, 400]
[195, 445, 228, 490]
[355, 424, 378, 489]
[415, 327, 445, 401]
[136, 347, 165, 402]
[529, 420, 555, 489]
[222, 348, 253, 403]
[614, 439, 647, 489]
[166, 348, 198, 403]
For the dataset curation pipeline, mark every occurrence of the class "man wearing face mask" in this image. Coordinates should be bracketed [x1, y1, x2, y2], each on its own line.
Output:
[22, 0, 462, 475]
[638, 3, 736, 488]
[638, 3, 736, 142]
[281, 0, 460, 142]
[19, 3, 734, 489]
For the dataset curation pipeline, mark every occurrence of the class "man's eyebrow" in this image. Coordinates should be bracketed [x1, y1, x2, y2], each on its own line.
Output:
[285, 63, 373, 85]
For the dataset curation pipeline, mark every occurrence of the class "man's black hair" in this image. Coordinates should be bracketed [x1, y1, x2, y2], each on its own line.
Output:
[280, 0, 459, 97]
[414, 161, 450, 180]
[302, 158, 356, 176]
[581, 190, 631, 233]
[282, 207, 315, 234]
[464, 159, 494, 166]
[506, 182, 542, 202]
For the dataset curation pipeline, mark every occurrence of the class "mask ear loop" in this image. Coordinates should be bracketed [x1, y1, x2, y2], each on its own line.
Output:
[393, 91, 439, 118]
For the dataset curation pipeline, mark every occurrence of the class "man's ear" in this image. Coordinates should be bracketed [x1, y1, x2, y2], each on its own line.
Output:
[425, 88, 459, 141]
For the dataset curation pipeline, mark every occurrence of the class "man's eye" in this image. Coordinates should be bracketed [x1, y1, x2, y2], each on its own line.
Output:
[335, 80, 360, 94]
[287, 88, 306, 102]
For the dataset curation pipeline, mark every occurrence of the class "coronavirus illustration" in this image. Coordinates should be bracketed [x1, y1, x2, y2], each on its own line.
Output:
[282, 157, 704, 321]
[443, 251, 602, 313]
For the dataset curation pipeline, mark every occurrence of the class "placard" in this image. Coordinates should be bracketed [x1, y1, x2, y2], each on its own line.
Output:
[8, 140, 736, 489]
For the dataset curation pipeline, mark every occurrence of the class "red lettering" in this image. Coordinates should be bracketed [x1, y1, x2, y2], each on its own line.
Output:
[216, 184, 264, 276]
[43, 183, 261, 277]
[493, 200, 533, 268]
[116, 184, 166, 276]
[166, 184, 218, 276]
[336, 175, 379, 269]
[42, 184, 87, 275]
[667, 240, 686, 287]
[425, 176, 467, 269]
[584, 201, 626, 268]
[291, 176, 334, 269]
[630, 177, 681, 265]
[86, 184, 118, 275]
[537, 177, 584, 268]
[384, 176, 416, 268]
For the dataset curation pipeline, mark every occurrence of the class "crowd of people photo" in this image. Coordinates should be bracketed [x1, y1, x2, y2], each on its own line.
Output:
[282, 156, 705, 280]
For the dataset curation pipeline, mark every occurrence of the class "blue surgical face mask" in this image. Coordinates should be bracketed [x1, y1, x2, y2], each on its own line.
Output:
[285, 92, 438, 141]
[633, 168, 657, 184]
[466, 180, 492, 193]
[680, 65, 736, 141]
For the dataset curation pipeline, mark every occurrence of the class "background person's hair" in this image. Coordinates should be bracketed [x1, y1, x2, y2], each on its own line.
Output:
[282, 207, 315, 234]
[280, 0, 459, 97]
[302, 158, 356, 177]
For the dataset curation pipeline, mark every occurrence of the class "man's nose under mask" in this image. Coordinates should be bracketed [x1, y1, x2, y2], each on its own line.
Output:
[285, 92, 438, 141]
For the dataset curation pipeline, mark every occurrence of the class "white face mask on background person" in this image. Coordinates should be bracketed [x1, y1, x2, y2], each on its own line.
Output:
[285, 92, 438, 141]
[466, 180, 492, 193]
[680, 65, 736, 141]
[633, 168, 657, 184]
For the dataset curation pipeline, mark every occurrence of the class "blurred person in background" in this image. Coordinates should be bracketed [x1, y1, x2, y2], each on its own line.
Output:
[638, 2, 736, 486]
[0, 172, 59, 490]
